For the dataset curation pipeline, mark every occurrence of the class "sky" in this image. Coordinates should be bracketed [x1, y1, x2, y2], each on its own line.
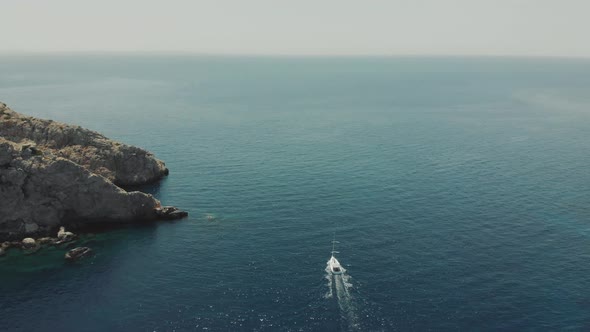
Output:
[1, 0, 589, 57]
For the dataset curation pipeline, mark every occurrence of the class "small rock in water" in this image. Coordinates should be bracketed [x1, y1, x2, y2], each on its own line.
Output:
[21, 238, 37, 249]
[56, 226, 76, 243]
[22, 237, 40, 254]
[155, 206, 188, 220]
[0, 247, 5, 256]
[65, 247, 93, 261]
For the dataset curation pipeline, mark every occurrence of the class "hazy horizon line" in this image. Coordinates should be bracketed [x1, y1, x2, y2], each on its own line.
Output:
[1, 50, 590, 60]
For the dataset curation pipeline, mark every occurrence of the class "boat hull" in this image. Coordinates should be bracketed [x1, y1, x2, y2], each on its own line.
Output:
[329, 256, 343, 275]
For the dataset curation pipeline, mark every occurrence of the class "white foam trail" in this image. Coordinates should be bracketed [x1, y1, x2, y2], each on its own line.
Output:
[324, 265, 333, 299]
[326, 260, 361, 331]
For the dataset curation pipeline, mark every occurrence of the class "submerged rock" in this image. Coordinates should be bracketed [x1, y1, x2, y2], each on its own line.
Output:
[65, 247, 93, 261]
[0, 247, 5, 256]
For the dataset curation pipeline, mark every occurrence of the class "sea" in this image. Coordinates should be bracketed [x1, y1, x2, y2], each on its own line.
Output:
[0, 55, 589, 331]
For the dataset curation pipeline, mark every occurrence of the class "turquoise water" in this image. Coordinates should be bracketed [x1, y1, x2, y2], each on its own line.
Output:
[1, 56, 590, 331]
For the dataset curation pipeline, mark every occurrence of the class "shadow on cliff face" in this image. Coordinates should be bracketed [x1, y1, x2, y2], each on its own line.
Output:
[121, 176, 166, 197]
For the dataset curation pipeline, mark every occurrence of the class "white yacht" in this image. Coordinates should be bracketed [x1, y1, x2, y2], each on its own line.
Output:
[329, 236, 343, 275]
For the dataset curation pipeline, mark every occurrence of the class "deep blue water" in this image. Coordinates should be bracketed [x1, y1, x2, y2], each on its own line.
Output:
[1, 55, 590, 331]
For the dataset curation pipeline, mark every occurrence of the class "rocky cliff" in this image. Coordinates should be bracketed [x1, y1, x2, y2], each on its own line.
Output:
[0, 102, 168, 186]
[0, 102, 185, 241]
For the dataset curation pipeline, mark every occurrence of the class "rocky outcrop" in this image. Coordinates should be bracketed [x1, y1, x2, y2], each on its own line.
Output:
[0, 102, 168, 186]
[0, 137, 161, 240]
[0, 102, 187, 242]
[155, 206, 189, 220]
[0, 227, 83, 256]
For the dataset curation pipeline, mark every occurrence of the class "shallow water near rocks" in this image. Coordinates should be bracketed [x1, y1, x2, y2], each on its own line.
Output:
[1, 56, 590, 331]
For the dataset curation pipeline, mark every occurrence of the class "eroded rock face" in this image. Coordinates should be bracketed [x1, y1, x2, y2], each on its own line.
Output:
[0, 136, 161, 241]
[0, 102, 168, 186]
[0, 102, 187, 242]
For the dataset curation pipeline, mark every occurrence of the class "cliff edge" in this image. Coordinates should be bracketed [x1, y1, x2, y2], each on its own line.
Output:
[0, 102, 168, 186]
[0, 102, 184, 241]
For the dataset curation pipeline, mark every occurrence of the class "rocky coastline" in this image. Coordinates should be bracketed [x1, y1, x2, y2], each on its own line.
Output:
[0, 102, 187, 246]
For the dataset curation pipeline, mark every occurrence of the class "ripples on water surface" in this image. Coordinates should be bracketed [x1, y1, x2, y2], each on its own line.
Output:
[1, 56, 590, 331]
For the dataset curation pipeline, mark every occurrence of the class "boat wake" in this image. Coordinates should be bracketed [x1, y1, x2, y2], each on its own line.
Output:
[325, 262, 361, 331]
